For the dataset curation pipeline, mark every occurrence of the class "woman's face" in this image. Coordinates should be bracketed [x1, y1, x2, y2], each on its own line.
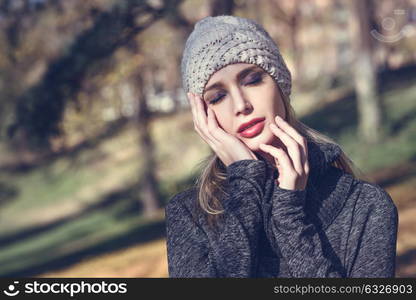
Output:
[202, 63, 287, 152]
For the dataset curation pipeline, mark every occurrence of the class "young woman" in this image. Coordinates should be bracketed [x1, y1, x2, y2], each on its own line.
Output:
[165, 15, 398, 278]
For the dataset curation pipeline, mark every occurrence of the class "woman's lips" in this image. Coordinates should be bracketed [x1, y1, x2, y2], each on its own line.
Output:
[239, 120, 265, 138]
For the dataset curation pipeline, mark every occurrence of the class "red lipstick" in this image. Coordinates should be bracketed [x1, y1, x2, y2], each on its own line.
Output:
[238, 117, 265, 138]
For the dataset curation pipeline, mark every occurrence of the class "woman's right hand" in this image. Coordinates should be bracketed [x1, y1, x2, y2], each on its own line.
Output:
[187, 92, 258, 167]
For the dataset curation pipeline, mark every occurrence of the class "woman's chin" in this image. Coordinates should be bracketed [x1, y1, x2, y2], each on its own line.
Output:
[244, 131, 276, 151]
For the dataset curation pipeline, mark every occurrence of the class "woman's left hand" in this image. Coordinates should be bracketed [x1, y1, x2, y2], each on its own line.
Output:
[259, 115, 310, 191]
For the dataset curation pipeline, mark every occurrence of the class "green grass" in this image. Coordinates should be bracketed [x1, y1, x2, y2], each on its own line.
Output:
[0, 201, 160, 275]
[0, 73, 414, 276]
[0, 136, 141, 235]
[338, 83, 416, 172]
[301, 76, 416, 173]
[0, 111, 208, 276]
[1, 163, 96, 214]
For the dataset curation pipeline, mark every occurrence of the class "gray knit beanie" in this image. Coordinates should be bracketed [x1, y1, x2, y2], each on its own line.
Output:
[181, 15, 292, 99]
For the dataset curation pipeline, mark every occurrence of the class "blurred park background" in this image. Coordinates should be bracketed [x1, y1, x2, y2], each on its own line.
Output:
[0, 0, 415, 278]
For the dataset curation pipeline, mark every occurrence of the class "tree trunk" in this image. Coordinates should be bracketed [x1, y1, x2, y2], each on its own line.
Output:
[349, 0, 384, 144]
[134, 71, 163, 218]
[163, 2, 194, 113]
[289, 11, 302, 85]
[210, 0, 235, 15]
[268, 0, 303, 85]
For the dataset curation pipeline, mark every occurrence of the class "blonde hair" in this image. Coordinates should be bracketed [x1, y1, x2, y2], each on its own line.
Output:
[193, 88, 368, 228]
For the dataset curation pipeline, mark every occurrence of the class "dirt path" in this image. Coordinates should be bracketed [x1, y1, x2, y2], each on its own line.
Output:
[38, 238, 168, 278]
[38, 161, 416, 278]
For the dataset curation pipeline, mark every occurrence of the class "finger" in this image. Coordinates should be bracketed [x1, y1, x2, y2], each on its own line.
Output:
[188, 93, 199, 133]
[275, 115, 308, 154]
[193, 94, 209, 129]
[275, 115, 309, 170]
[208, 107, 238, 143]
[194, 94, 219, 142]
[188, 93, 201, 131]
[206, 107, 223, 144]
[269, 123, 303, 174]
[188, 93, 202, 133]
[197, 94, 231, 146]
[259, 144, 296, 174]
[189, 93, 218, 147]
[274, 115, 306, 145]
[187, 92, 195, 116]
[194, 94, 207, 120]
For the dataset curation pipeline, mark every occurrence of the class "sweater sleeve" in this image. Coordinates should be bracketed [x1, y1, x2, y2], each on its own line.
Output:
[345, 184, 398, 277]
[262, 186, 348, 277]
[261, 181, 399, 278]
[165, 159, 268, 278]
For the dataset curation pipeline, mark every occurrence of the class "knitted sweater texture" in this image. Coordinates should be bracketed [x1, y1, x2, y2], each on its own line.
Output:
[165, 140, 399, 277]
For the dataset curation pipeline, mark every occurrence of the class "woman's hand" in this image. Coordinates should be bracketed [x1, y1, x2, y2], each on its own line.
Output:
[259, 115, 309, 191]
[187, 92, 258, 167]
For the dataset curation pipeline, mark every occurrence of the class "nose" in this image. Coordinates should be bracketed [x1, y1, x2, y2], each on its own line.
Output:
[231, 87, 252, 115]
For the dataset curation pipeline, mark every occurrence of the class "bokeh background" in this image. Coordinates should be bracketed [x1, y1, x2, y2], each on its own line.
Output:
[0, 0, 415, 278]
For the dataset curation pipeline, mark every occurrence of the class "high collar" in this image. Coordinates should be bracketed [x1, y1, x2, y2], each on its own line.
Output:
[259, 139, 355, 230]
[306, 139, 342, 185]
[258, 139, 342, 183]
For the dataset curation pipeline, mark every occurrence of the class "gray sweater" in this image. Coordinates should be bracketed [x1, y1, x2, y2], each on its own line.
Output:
[165, 140, 399, 277]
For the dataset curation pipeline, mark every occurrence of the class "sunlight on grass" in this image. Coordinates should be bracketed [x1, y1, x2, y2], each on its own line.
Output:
[38, 238, 168, 278]
[0, 202, 164, 276]
[0, 76, 414, 277]
[339, 80, 416, 173]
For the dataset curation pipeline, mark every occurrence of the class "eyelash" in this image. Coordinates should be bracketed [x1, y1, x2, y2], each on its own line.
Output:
[208, 74, 263, 105]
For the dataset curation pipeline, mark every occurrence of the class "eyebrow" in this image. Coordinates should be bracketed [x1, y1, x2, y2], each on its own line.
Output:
[204, 66, 262, 94]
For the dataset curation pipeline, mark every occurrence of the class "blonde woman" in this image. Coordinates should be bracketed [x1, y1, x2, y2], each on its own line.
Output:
[165, 15, 398, 278]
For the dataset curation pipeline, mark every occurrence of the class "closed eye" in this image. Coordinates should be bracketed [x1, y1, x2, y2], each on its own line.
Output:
[244, 71, 264, 85]
[208, 72, 264, 105]
[245, 76, 262, 86]
[209, 95, 225, 105]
